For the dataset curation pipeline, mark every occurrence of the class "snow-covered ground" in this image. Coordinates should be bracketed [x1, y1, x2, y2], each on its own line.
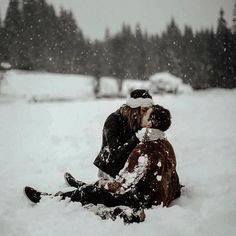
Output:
[1, 70, 95, 101]
[0, 72, 236, 235]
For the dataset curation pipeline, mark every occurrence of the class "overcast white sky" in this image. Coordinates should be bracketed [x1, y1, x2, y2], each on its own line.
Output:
[0, 0, 235, 39]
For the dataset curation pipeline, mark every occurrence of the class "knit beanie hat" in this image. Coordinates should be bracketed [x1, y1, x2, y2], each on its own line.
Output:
[126, 89, 154, 108]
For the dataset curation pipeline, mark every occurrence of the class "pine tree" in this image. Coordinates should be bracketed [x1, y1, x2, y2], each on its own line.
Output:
[160, 18, 182, 77]
[119, 24, 134, 81]
[33, 0, 59, 71]
[207, 28, 218, 87]
[233, 2, 236, 34]
[21, 0, 62, 71]
[192, 29, 215, 89]
[215, 8, 234, 88]
[232, 3, 236, 86]
[4, 0, 23, 68]
[21, 0, 43, 70]
[101, 28, 112, 76]
[109, 24, 134, 87]
[0, 14, 4, 64]
[146, 34, 161, 75]
[131, 24, 146, 80]
[57, 8, 85, 73]
[181, 25, 195, 85]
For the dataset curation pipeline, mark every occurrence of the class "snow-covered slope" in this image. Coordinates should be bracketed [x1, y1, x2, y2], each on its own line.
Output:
[0, 76, 235, 235]
[1, 70, 95, 101]
[0, 71, 192, 101]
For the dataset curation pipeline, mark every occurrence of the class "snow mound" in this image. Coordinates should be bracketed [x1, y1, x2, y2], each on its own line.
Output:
[0, 62, 11, 70]
[1, 70, 96, 101]
[97, 77, 120, 97]
[121, 79, 150, 97]
[121, 73, 191, 97]
[149, 72, 192, 94]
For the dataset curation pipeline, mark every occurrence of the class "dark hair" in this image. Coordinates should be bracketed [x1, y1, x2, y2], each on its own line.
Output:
[129, 89, 152, 99]
[120, 105, 142, 132]
[149, 105, 171, 131]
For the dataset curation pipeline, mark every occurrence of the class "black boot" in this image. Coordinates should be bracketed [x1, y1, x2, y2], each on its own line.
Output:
[64, 172, 86, 188]
[24, 186, 50, 203]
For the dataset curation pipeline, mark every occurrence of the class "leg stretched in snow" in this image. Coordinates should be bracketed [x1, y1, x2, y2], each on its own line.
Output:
[24, 184, 140, 208]
[24, 185, 145, 223]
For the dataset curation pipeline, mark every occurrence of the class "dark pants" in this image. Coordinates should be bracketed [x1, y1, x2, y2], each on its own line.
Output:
[58, 184, 143, 223]
[60, 184, 141, 209]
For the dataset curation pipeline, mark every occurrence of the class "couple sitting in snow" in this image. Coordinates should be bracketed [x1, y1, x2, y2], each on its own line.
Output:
[24, 89, 182, 223]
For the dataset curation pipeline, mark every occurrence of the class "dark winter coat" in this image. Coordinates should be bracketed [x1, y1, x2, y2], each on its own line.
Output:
[93, 109, 139, 178]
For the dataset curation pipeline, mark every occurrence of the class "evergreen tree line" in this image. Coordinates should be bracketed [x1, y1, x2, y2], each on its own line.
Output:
[0, 0, 236, 89]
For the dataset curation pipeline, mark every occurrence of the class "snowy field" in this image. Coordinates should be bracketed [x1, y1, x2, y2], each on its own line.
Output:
[0, 74, 236, 235]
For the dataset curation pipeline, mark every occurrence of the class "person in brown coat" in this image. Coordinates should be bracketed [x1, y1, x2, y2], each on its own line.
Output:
[99, 104, 181, 207]
[24, 104, 181, 223]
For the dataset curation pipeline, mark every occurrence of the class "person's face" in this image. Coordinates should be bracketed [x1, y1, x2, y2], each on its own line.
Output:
[140, 107, 153, 128]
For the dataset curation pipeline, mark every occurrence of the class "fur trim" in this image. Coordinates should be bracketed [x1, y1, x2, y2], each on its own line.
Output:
[126, 97, 154, 108]
[143, 128, 165, 141]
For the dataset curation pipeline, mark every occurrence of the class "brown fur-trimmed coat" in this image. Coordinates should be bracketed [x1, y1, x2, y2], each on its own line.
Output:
[103, 137, 181, 207]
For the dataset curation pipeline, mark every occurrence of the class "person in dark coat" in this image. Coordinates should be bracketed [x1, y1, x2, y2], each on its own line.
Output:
[93, 89, 154, 178]
[24, 104, 181, 223]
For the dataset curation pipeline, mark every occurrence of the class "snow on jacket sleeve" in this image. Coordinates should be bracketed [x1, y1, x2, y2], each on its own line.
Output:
[104, 117, 139, 164]
[94, 112, 139, 178]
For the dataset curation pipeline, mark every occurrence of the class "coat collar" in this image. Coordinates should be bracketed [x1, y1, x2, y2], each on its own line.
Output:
[143, 128, 166, 142]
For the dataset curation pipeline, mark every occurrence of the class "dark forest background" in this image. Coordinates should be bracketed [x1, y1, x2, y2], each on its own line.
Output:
[0, 0, 236, 90]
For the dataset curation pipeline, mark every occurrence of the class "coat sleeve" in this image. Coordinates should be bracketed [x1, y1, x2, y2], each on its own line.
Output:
[116, 144, 154, 191]
[104, 115, 139, 164]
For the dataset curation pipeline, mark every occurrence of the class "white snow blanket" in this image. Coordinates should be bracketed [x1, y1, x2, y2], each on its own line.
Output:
[0, 80, 236, 235]
[1, 70, 95, 101]
[149, 72, 192, 94]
